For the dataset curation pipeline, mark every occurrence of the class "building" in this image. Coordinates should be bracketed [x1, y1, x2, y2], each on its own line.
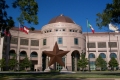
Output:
[3, 14, 120, 71]
[85, 32, 120, 70]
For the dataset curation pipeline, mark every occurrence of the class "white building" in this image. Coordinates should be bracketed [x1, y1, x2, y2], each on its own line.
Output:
[2, 14, 120, 71]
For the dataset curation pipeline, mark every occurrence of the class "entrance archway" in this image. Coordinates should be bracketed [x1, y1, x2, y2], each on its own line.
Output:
[71, 50, 80, 71]
[42, 52, 47, 71]
[56, 55, 66, 71]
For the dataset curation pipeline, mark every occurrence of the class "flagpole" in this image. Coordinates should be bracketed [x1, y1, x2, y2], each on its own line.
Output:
[107, 27, 111, 70]
[17, 23, 20, 72]
[117, 36, 119, 67]
[108, 29, 111, 57]
[86, 19, 91, 72]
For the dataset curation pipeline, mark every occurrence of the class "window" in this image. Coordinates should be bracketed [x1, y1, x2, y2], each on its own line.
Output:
[20, 51, 27, 57]
[20, 39, 29, 45]
[31, 40, 39, 46]
[90, 61, 95, 70]
[30, 52, 38, 57]
[99, 53, 106, 58]
[58, 37, 63, 44]
[79, 30, 82, 33]
[43, 39, 46, 45]
[98, 42, 106, 48]
[87, 42, 96, 48]
[89, 53, 95, 58]
[59, 29, 62, 31]
[63, 29, 65, 31]
[74, 38, 78, 45]
[75, 30, 77, 32]
[108, 42, 117, 48]
[10, 37, 18, 44]
[110, 53, 117, 58]
[55, 29, 65, 32]
[56, 29, 58, 31]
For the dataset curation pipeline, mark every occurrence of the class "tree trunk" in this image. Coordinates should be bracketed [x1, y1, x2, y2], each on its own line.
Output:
[25, 67, 28, 71]
[82, 68, 84, 72]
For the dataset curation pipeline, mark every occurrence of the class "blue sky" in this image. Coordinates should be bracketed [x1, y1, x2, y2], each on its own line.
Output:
[6, 0, 112, 33]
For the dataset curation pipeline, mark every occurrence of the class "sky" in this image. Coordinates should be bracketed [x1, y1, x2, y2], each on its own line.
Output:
[6, 0, 113, 33]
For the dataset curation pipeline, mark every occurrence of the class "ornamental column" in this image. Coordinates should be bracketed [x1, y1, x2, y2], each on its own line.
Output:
[75, 53, 77, 71]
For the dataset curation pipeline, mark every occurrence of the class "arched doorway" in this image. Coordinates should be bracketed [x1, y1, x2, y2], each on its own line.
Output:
[42, 52, 47, 71]
[71, 50, 80, 71]
[56, 55, 66, 71]
[42, 50, 66, 71]
[30, 51, 38, 71]
[53, 50, 66, 71]
[89, 53, 95, 70]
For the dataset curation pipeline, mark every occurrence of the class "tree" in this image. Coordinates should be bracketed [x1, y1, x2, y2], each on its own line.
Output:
[0, 0, 14, 35]
[12, 0, 38, 25]
[95, 56, 107, 71]
[30, 27, 35, 31]
[96, 0, 120, 29]
[0, 58, 6, 71]
[77, 53, 88, 71]
[108, 57, 118, 71]
[20, 56, 31, 71]
[0, 0, 38, 37]
[8, 55, 18, 71]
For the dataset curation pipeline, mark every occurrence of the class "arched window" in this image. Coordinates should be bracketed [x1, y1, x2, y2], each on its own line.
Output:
[89, 53, 95, 58]
[99, 53, 106, 58]
[110, 53, 117, 58]
[20, 51, 27, 57]
[30, 52, 38, 57]
[9, 50, 16, 56]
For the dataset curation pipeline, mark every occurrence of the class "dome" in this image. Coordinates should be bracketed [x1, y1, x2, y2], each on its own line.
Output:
[48, 14, 75, 24]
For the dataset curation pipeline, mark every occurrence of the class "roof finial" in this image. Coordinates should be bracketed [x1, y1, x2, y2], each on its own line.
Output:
[60, 14, 63, 16]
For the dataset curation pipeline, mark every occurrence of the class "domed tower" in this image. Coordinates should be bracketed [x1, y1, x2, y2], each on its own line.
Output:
[48, 14, 75, 24]
[40, 14, 85, 71]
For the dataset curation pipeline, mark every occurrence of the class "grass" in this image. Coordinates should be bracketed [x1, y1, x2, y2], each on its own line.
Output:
[0, 71, 120, 79]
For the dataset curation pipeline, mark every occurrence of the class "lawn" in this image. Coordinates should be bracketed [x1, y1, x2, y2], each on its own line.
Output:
[0, 71, 120, 80]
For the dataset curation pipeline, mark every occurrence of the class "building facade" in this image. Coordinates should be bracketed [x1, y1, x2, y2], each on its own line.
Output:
[85, 32, 120, 70]
[2, 14, 120, 71]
